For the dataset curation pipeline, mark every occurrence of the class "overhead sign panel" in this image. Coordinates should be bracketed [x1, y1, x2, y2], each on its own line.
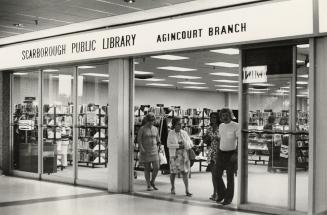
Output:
[0, 0, 313, 70]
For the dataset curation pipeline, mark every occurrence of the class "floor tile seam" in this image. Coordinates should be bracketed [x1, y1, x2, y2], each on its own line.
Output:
[0, 191, 110, 208]
[128, 192, 271, 215]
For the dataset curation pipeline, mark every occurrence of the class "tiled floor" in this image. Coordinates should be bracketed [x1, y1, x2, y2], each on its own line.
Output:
[0, 175, 262, 215]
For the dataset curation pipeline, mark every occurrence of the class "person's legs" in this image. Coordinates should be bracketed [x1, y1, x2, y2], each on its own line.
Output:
[150, 160, 160, 190]
[223, 166, 235, 204]
[170, 173, 176, 194]
[182, 171, 192, 196]
[210, 162, 218, 200]
[216, 166, 226, 202]
[143, 162, 151, 190]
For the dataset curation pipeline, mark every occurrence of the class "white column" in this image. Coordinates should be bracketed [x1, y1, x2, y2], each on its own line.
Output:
[107, 59, 132, 193]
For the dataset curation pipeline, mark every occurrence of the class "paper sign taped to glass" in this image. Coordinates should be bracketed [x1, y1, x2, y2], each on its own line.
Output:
[242, 65, 268, 83]
[18, 120, 35, 130]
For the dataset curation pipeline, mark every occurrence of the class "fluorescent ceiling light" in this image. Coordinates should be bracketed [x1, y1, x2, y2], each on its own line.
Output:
[249, 91, 266, 94]
[216, 89, 238, 92]
[298, 74, 308, 78]
[276, 89, 290, 93]
[178, 81, 205, 85]
[137, 78, 165, 82]
[297, 95, 308, 97]
[280, 86, 290, 89]
[297, 44, 309, 48]
[134, 71, 154, 75]
[134, 62, 139, 64]
[210, 48, 239, 55]
[169, 75, 202, 79]
[205, 62, 239, 68]
[250, 83, 275, 87]
[215, 85, 238, 88]
[297, 81, 308, 85]
[210, 72, 238, 77]
[43, 69, 59, 72]
[102, 80, 109, 82]
[183, 86, 209, 89]
[157, 66, 196, 72]
[50, 75, 73, 79]
[78, 65, 96, 69]
[151, 55, 189, 60]
[13, 72, 28, 75]
[146, 83, 174, 87]
[82, 73, 109, 78]
[249, 88, 269, 91]
[213, 80, 238, 83]
[296, 60, 305, 64]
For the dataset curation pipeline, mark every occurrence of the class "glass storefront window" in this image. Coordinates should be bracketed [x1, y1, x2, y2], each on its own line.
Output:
[77, 64, 109, 185]
[12, 70, 40, 173]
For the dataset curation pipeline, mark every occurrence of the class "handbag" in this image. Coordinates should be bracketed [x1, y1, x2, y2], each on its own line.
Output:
[188, 148, 196, 161]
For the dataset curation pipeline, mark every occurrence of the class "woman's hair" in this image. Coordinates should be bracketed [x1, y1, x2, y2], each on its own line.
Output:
[209, 112, 219, 126]
[219, 108, 234, 120]
[267, 115, 275, 124]
[143, 112, 156, 124]
[171, 117, 181, 129]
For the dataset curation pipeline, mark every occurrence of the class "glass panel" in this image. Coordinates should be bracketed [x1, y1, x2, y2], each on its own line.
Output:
[42, 67, 74, 177]
[244, 46, 293, 208]
[295, 43, 309, 212]
[12, 70, 39, 173]
[77, 64, 109, 184]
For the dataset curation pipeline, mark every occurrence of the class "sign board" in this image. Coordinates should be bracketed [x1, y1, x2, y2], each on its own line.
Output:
[0, 0, 313, 70]
[319, 0, 327, 33]
[242, 65, 267, 83]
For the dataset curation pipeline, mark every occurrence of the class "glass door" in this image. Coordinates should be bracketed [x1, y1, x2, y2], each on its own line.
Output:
[241, 45, 309, 211]
[42, 67, 75, 179]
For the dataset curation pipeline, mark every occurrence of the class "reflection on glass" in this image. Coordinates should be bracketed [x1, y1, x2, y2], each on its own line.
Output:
[12, 71, 39, 173]
[296, 44, 309, 212]
[77, 64, 109, 185]
[42, 67, 74, 177]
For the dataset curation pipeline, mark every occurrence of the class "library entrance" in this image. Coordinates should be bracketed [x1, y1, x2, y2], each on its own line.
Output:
[132, 43, 310, 214]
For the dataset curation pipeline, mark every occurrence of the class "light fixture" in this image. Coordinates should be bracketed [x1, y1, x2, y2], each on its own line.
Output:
[136, 78, 165, 82]
[249, 91, 266, 94]
[216, 89, 238, 92]
[157, 66, 196, 72]
[306, 62, 310, 68]
[50, 75, 73, 79]
[134, 62, 139, 64]
[297, 81, 308, 85]
[169, 75, 201, 79]
[78, 65, 96, 69]
[276, 89, 290, 93]
[82, 73, 109, 78]
[210, 48, 239, 55]
[250, 83, 275, 87]
[43, 69, 59, 72]
[124, 0, 135, 3]
[210, 72, 238, 77]
[249, 88, 269, 91]
[205, 62, 239, 68]
[212, 80, 238, 83]
[183, 86, 209, 89]
[297, 95, 308, 97]
[151, 55, 189, 60]
[178, 81, 205, 85]
[296, 60, 305, 64]
[134, 71, 154, 75]
[13, 23, 24, 27]
[102, 80, 109, 82]
[146, 83, 174, 87]
[215, 85, 238, 88]
[297, 44, 309, 49]
[298, 74, 309, 78]
[280, 86, 290, 89]
[13, 72, 28, 75]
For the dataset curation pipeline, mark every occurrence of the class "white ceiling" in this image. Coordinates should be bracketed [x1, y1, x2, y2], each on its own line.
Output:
[0, 0, 194, 38]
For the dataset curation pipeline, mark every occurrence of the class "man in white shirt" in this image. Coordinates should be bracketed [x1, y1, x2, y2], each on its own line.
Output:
[216, 108, 239, 206]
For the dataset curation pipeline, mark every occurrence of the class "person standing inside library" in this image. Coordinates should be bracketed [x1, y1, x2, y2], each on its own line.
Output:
[137, 113, 161, 191]
[216, 108, 239, 205]
[203, 112, 220, 201]
[167, 117, 193, 197]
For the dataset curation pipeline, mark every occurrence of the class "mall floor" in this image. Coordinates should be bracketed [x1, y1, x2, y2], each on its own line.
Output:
[0, 175, 264, 215]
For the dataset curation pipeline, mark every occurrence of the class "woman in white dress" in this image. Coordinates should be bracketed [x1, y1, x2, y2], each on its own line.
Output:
[167, 117, 193, 196]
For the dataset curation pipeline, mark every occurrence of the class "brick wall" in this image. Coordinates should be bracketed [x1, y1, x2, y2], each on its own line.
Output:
[0, 71, 11, 174]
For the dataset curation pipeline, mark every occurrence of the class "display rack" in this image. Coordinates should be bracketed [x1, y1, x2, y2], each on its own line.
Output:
[78, 105, 108, 168]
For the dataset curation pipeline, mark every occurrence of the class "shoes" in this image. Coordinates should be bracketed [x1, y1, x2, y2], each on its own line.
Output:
[171, 188, 176, 195]
[186, 192, 193, 197]
[147, 186, 152, 191]
[216, 196, 224, 203]
[209, 194, 217, 201]
[221, 200, 231, 205]
[150, 182, 158, 190]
